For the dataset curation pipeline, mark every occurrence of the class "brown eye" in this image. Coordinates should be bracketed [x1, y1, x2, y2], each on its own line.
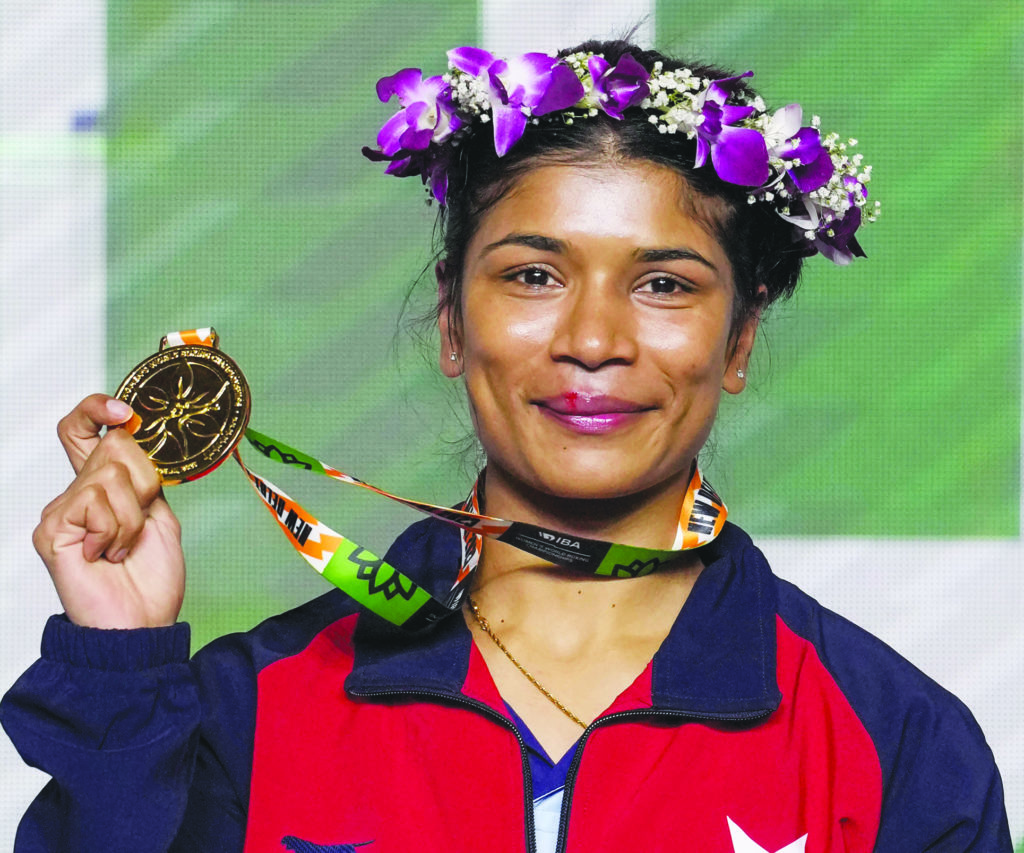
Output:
[516, 267, 553, 287]
[648, 277, 678, 293]
[640, 276, 690, 295]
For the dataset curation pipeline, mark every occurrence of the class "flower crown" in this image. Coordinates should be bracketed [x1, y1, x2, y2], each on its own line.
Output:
[363, 47, 878, 265]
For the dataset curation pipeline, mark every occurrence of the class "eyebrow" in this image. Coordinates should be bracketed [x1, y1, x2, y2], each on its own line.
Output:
[637, 247, 718, 272]
[481, 233, 566, 255]
[480, 233, 718, 273]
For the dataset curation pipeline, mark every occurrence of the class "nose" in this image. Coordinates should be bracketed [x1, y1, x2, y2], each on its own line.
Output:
[548, 282, 638, 370]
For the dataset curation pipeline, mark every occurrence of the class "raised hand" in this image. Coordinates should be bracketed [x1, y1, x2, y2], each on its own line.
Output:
[33, 394, 186, 628]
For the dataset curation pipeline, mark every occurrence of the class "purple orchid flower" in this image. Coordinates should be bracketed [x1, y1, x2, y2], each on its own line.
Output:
[448, 47, 584, 156]
[813, 206, 865, 265]
[421, 150, 451, 204]
[763, 104, 833, 193]
[388, 152, 447, 205]
[587, 54, 650, 119]
[779, 170, 866, 265]
[779, 127, 833, 192]
[374, 68, 461, 156]
[694, 73, 769, 187]
[812, 174, 869, 263]
[361, 144, 451, 204]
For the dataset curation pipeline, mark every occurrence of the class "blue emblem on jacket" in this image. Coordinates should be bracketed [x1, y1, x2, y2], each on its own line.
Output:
[281, 836, 374, 852]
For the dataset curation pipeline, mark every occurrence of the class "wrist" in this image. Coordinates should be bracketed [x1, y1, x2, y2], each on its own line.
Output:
[42, 614, 190, 670]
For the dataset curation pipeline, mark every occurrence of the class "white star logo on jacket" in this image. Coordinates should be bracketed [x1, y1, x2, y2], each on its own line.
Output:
[727, 817, 808, 853]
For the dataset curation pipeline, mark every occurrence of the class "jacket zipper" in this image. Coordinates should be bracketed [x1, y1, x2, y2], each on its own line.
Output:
[348, 687, 537, 853]
[554, 707, 772, 853]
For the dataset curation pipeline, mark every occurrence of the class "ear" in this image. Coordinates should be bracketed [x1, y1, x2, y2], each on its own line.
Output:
[436, 260, 462, 378]
[722, 285, 766, 395]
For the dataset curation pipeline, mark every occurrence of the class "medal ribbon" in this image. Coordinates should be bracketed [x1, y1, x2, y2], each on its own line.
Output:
[155, 331, 728, 630]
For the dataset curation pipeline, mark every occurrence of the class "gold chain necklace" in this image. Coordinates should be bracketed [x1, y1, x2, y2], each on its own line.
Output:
[467, 596, 588, 730]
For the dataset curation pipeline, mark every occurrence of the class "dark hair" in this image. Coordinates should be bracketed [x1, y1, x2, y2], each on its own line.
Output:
[435, 39, 806, 338]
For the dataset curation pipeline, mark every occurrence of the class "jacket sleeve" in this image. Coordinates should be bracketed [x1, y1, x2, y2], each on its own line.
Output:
[0, 614, 249, 852]
[775, 581, 1013, 851]
[874, 688, 1012, 852]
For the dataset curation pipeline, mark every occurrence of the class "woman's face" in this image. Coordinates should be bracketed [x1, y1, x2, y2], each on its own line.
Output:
[440, 160, 757, 504]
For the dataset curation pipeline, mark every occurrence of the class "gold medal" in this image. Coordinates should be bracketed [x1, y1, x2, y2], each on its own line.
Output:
[115, 329, 250, 484]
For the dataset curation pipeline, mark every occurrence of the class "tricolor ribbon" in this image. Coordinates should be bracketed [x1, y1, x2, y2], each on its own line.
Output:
[236, 428, 726, 630]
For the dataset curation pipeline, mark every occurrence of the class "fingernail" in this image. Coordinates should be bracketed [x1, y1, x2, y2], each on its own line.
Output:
[106, 399, 133, 423]
[110, 548, 128, 563]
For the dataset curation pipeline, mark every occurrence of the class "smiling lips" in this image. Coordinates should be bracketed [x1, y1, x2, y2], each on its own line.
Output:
[535, 392, 651, 434]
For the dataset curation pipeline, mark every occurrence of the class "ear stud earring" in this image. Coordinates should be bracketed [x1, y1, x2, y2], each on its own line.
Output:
[450, 352, 459, 361]
[737, 368, 745, 379]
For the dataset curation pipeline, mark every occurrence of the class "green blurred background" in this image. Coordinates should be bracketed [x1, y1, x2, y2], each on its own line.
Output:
[107, 1, 1020, 647]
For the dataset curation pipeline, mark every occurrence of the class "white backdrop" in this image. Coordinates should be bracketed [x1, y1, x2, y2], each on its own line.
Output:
[1, 0, 105, 845]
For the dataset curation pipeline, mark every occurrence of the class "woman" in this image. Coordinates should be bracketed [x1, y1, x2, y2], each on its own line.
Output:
[2, 40, 1010, 852]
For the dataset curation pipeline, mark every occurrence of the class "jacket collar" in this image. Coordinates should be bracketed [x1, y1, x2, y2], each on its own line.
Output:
[650, 522, 781, 717]
[346, 518, 780, 719]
